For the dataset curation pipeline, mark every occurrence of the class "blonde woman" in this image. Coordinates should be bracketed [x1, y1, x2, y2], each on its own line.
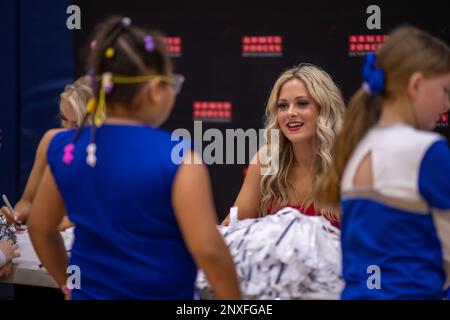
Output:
[1, 76, 92, 228]
[222, 63, 345, 226]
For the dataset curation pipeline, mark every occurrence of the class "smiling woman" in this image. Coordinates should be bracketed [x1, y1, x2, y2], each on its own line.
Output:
[276, 78, 319, 143]
[222, 63, 345, 226]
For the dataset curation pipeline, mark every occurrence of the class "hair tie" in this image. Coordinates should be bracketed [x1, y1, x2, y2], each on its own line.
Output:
[144, 35, 155, 52]
[86, 98, 97, 114]
[362, 52, 385, 95]
[121, 17, 131, 27]
[361, 82, 372, 94]
[90, 40, 97, 49]
[87, 68, 97, 87]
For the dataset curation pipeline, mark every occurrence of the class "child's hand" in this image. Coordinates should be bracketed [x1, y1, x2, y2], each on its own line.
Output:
[1, 204, 28, 225]
[1, 206, 27, 231]
[0, 206, 15, 225]
[12, 201, 32, 224]
[0, 240, 20, 264]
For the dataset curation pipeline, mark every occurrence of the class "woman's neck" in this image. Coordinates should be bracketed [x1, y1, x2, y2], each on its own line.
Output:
[291, 140, 315, 173]
[289, 140, 315, 206]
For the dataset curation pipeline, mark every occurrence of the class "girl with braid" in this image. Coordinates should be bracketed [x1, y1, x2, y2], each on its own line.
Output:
[28, 16, 240, 300]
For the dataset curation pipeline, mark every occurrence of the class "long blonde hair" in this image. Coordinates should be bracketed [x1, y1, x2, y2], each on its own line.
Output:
[260, 63, 345, 217]
[315, 25, 450, 212]
[59, 75, 93, 127]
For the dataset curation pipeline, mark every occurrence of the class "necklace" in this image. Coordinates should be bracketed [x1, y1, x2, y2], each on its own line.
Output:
[289, 166, 314, 208]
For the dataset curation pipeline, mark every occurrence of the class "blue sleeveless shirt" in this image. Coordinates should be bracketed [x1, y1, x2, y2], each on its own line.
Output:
[47, 124, 196, 299]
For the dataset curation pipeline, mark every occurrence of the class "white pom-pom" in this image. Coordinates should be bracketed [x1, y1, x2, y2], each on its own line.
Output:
[228, 206, 239, 230]
[196, 207, 343, 300]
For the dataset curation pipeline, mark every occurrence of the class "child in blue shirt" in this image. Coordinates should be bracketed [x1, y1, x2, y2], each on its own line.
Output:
[316, 25, 450, 299]
[28, 16, 240, 300]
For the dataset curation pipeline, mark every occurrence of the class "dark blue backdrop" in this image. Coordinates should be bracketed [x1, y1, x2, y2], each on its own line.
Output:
[0, 0, 19, 204]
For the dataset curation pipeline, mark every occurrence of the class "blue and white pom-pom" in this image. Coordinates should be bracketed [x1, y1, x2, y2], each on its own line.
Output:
[196, 206, 343, 300]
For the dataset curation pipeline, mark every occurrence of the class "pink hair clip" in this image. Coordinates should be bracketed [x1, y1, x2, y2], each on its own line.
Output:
[63, 143, 75, 165]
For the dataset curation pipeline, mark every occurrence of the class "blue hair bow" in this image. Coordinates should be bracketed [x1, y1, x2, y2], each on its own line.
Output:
[362, 52, 385, 95]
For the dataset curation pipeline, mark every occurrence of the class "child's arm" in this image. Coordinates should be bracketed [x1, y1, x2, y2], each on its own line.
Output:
[28, 166, 69, 288]
[418, 140, 450, 289]
[172, 150, 241, 300]
[1, 129, 63, 224]
[221, 147, 264, 225]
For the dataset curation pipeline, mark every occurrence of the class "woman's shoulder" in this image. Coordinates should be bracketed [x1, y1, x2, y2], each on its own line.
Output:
[36, 128, 67, 157]
[45, 128, 78, 160]
[41, 128, 66, 145]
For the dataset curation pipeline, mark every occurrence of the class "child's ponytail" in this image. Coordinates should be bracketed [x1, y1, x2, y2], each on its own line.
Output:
[315, 53, 383, 212]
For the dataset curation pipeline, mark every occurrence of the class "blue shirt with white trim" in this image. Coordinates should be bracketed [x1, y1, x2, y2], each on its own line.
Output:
[340, 125, 450, 299]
